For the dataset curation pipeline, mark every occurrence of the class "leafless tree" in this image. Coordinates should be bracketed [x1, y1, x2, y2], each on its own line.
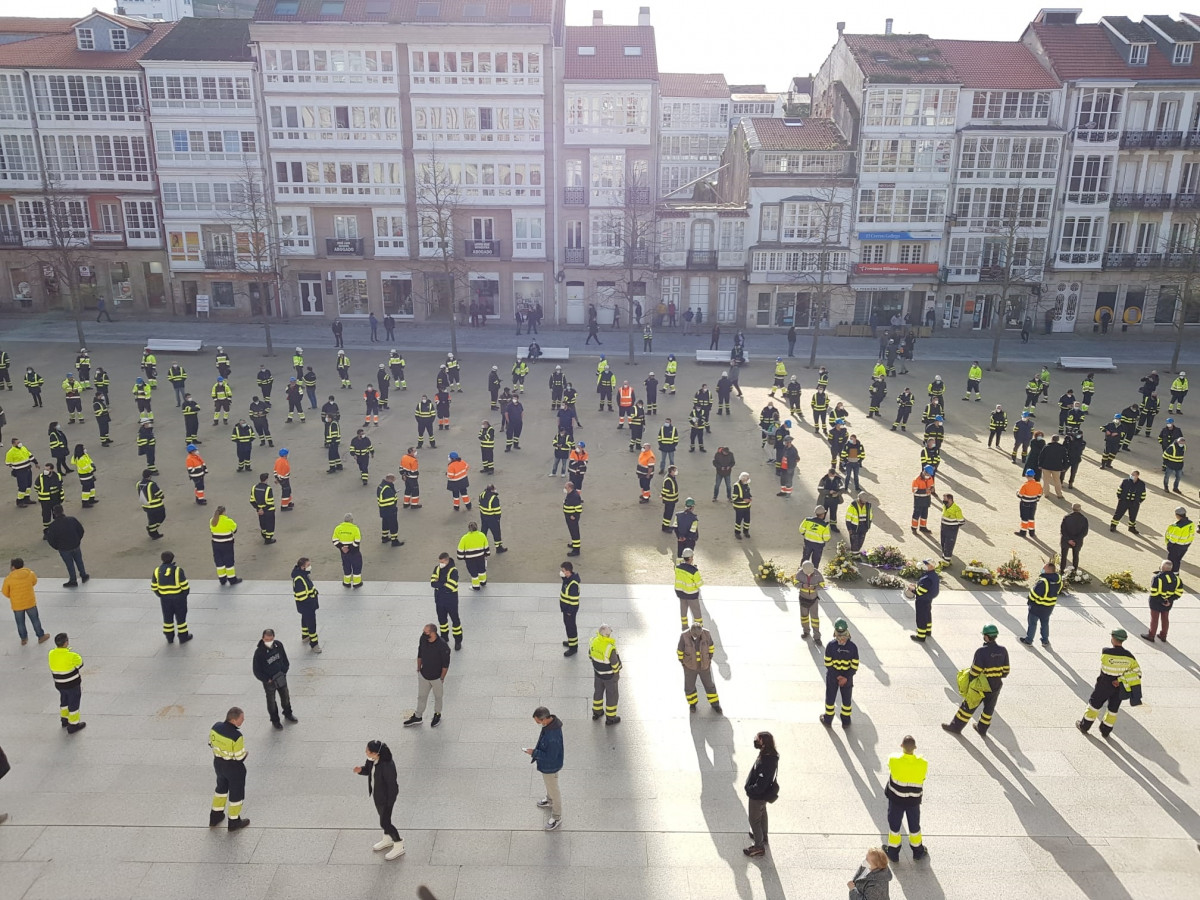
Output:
[413, 147, 463, 355]
[21, 170, 93, 346]
[978, 205, 1046, 372]
[1153, 211, 1200, 371]
[592, 192, 658, 364]
[222, 160, 284, 356]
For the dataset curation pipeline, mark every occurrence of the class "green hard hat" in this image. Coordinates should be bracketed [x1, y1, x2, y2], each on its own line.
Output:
[1111, 628, 1128, 641]
[982, 624, 999, 637]
[685, 497, 695, 507]
[833, 618, 849, 634]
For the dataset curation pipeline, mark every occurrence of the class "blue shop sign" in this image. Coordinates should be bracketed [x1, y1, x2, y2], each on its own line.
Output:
[857, 231, 940, 241]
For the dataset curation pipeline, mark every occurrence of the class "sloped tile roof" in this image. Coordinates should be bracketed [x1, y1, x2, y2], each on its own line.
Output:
[934, 40, 1059, 90]
[842, 33, 958, 84]
[0, 21, 176, 70]
[564, 25, 657, 80]
[1142, 14, 1200, 42]
[745, 117, 848, 152]
[659, 72, 729, 98]
[140, 17, 253, 63]
[1029, 20, 1200, 80]
[0, 18, 77, 35]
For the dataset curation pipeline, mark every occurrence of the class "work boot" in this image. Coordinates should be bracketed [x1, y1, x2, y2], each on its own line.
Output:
[812, 631, 821, 644]
[973, 723, 989, 738]
[179, 633, 193, 644]
[209, 810, 226, 827]
[228, 818, 250, 832]
[941, 722, 963, 734]
[819, 714, 832, 727]
[454, 637, 463, 651]
[563, 646, 577, 657]
[592, 711, 603, 721]
[912, 845, 928, 861]
[284, 713, 298, 724]
[883, 845, 900, 863]
[605, 716, 621, 726]
[1098, 723, 1113, 738]
[1076, 719, 1092, 734]
[66, 722, 86, 734]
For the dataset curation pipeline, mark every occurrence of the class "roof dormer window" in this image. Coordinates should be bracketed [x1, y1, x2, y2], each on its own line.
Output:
[1175, 43, 1194, 65]
[110, 28, 127, 51]
[76, 27, 94, 50]
[1130, 43, 1149, 66]
[624, 46, 642, 56]
[577, 46, 595, 56]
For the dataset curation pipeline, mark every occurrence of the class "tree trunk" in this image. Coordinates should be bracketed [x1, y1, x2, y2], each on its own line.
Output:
[1171, 318, 1185, 371]
[989, 318, 1003, 372]
[626, 298, 636, 364]
[68, 279, 86, 346]
[807, 294, 826, 368]
[447, 273, 459, 356]
[262, 319, 274, 357]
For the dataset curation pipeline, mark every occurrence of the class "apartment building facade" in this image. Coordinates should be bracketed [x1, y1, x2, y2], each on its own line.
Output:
[657, 72, 729, 201]
[0, 13, 172, 314]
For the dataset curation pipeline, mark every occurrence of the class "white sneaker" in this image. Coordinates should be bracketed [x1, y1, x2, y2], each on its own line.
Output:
[385, 840, 406, 860]
[545, 817, 562, 831]
[373, 837, 393, 852]
[535, 797, 553, 808]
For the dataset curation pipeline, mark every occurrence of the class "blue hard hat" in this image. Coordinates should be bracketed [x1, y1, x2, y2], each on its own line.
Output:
[835, 418, 844, 424]
[1025, 469, 1036, 477]
[923, 465, 934, 474]
[449, 452, 460, 460]
[187, 444, 196, 452]
[577, 441, 585, 448]
[1167, 417, 1175, 423]
[135, 377, 144, 383]
[669, 354, 675, 360]
[600, 354, 606, 359]
[1021, 412, 1030, 418]
[290, 376, 297, 381]
[784, 420, 792, 427]
[935, 415, 943, 421]
[279, 448, 288, 456]
[217, 376, 224, 382]
[776, 356, 782, 361]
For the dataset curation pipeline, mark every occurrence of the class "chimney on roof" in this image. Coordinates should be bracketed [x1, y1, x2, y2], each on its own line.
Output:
[638, 6, 650, 26]
[837, 21, 845, 36]
[885, 18, 894, 35]
[593, 9, 603, 26]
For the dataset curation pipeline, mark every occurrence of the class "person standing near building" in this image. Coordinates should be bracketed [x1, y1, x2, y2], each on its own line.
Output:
[167, 361, 187, 407]
[322, 414, 343, 474]
[286, 378, 305, 424]
[963, 360, 983, 402]
[678, 622, 722, 713]
[656, 418, 678, 473]
[332, 514, 364, 588]
[354, 740, 404, 859]
[209, 706, 250, 830]
[48, 632, 85, 733]
[1168, 370, 1189, 414]
[1060, 503, 1089, 574]
[526, 707, 565, 830]
[209, 506, 241, 586]
[1166, 506, 1194, 571]
[4, 558, 49, 644]
[1142, 559, 1183, 643]
[349, 428, 373, 486]
[820, 618, 859, 727]
[253, 629, 296, 730]
[1077, 629, 1142, 738]
[567, 442, 588, 491]
[882, 735, 928, 861]
[24, 367, 44, 408]
[910, 465, 935, 535]
[138, 467, 166, 540]
[45, 506, 88, 587]
[430, 552, 462, 648]
[1015, 469, 1043, 538]
[589, 625, 621, 725]
[742, 731, 779, 858]
[558, 561, 581, 657]
[942, 624, 1009, 737]
[643, 372, 658, 415]
[1020, 561, 1062, 647]
[404, 623, 450, 728]
[62, 374, 85, 425]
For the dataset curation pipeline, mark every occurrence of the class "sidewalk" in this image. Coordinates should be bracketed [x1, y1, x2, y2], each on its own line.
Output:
[3, 310, 1198, 366]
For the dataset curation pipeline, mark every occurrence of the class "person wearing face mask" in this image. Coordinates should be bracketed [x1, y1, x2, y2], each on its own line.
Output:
[742, 731, 779, 857]
[252, 629, 296, 730]
[404, 624, 450, 728]
[291, 557, 321, 652]
[559, 561, 581, 657]
[847, 847, 892, 899]
[431, 552, 462, 649]
[354, 740, 404, 859]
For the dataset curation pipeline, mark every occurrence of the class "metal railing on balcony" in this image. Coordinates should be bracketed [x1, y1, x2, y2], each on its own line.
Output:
[1164, 251, 1200, 269]
[1103, 252, 1163, 269]
[564, 247, 585, 265]
[687, 249, 718, 269]
[1111, 193, 1173, 210]
[1120, 130, 1183, 149]
[0, 228, 21, 247]
[1175, 193, 1200, 209]
[1057, 251, 1103, 265]
[563, 186, 585, 206]
[464, 239, 501, 258]
[625, 248, 650, 267]
[204, 250, 236, 270]
[325, 237, 364, 256]
[1075, 128, 1120, 144]
[1186, 133, 1200, 149]
[626, 187, 651, 206]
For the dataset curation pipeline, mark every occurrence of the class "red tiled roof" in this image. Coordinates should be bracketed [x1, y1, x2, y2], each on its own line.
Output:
[0, 18, 77, 34]
[1028, 20, 1200, 80]
[659, 72, 729, 98]
[745, 117, 848, 152]
[564, 25, 657, 80]
[842, 33, 958, 84]
[934, 40, 1059, 90]
[0, 22, 177, 70]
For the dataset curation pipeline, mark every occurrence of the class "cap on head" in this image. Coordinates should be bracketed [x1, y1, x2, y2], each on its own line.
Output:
[1177, 506, 1187, 516]
[982, 624, 999, 637]
[776, 356, 782, 361]
[833, 618, 849, 634]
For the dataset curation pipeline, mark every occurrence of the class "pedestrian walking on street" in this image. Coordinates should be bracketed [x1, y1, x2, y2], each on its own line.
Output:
[405, 624, 450, 728]
[151, 550, 191, 644]
[45, 506, 88, 586]
[4, 558, 49, 644]
[678, 622, 722, 713]
[1077, 630, 1142, 738]
[208, 707, 250, 830]
[883, 735, 928, 861]
[48, 632, 85, 732]
[742, 731, 779, 858]
[253, 629, 296, 729]
[942, 624, 1009, 737]
[1142, 559, 1183, 643]
[291, 558, 321, 652]
[95, 296, 113, 322]
[1020, 562, 1062, 647]
[589, 625, 621, 725]
[907, 560, 939, 642]
[332, 514, 364, 588]
[1060, 503, 1089, 573]
[1166, 506, 1194, 571]
[794, 560, 825, 642]
[526, 706, 564, 830]
[848, 848, 893, 900]
[820, 618, 859, 727]
[355, 741, 405, 859]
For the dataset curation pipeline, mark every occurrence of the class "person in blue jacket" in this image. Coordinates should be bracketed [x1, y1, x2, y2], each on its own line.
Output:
[525, 706, 564, 831]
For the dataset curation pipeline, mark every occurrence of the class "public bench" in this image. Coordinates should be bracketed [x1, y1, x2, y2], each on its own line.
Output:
[1056, 356, 1116, 371]
[697, 350, 751, 365]
[517, 346, 570, 361]
[145, 339, 205, 353]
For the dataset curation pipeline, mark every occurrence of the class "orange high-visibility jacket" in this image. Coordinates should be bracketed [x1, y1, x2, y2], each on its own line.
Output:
[447, 459, 469, 482]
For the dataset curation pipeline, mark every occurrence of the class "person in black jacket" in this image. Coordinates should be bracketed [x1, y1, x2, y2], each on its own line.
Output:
[354, 740, 405, 859]
[1060, 503, 1089, 573]
[44, 505, 89, 587]
[252, 629, 296, 729]
[1038, 434, 1067, 499]
[743, 731, 779, 857]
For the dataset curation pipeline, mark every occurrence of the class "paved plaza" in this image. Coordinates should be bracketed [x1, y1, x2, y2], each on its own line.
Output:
[1, 320, 1199, 898]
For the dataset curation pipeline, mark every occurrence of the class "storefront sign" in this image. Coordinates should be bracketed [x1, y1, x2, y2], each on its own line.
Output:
[854, 284, 913, 292]
[854, 263, 940, 276]
[195, 294, 210, 315]
[857, 232, 941, 241]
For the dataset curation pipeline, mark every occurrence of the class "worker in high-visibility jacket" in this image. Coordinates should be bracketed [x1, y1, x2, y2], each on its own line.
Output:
[559, 560, 581, 656]
[186, 444, 207, 504]
[963, 360, 983, 401]
[883, 735, 928, 861]
[291, 557, 320, 651]
[942, 623, 1009, 736]
[376, 474, 402, 547]
[664, 354, 678, 394]
[769, 357, 786, 396]
[1143, 558, 1183, 643]
[660, 465, 679, 532]
[274, 449, 294, 511]
[478, 483, 506, 552]
[138, 468, 166, 539]
[250, 472, 276, 544]
[211, 376, 232, 425]
[209, 706, 250, 831]
[800, 506, 831, 567]
[292, 347, 304, 380]
[636, 444, 656, 503]
[674, 547, 704, 629]
[6, 437, 36, 505]
[151, 550, 192, 643]
[820, 618, 858, 727]
[1162, 436, 1186, 492]
[414, 395, 436, 448]
[909, 558, 940, 642]
[1020, 561, 1061, 646]
[456, 521, 490, 590]
[48, 632, 86, 732]
[332, 514, 363, 587]
[1015, 469, 1043, 537]
[1166, 506, 1194, 572]
[616, 381, 635, 428]
[678, 622, 721, 713]
[349, 428, 373, 484]
[1168, 371, 1189, 414]
[446, 452, 471, 510]
[1077, 629, 1142, 738]
[63, 374, 85, 423]
[431, 552, 461, 648]
[323, 415, 343, 473]
[209, 506, 241, 586]
[589, 625, 621, 725]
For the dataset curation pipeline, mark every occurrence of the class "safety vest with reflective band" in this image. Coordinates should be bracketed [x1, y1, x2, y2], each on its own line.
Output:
[182, 400, 201, 419]
[274, 458, 291, 479]
[810, 392, 829, 413]
[24, 371, 43, 390]
[563, 490, 583, 515]
[657, 424, 679, 447]
[478, 489, 501, 516]
[431, 563, 458, 595]
[1028, 573, 1062, 608]
[1150, 571, 1183, 605]
[350, 435, 373, 458]
[568, 449, 588, 476]
[479, 425, 495, 449]
[513, 361, 529, 379]
[292, 353, 303, 369]
[732, 482, 751, 509]
[167, 365, 186, 384]
[560, 573, 581, 607]
[212, 381, 232, 400]
[841, 441, 865, 463]
[138, 479, 164, 508]
[415, 400, 436, 419]
[131, 383, 150, 401]
[48, 646, 83, 688]
[618, 385, 634, 407]
[598, 371, 616, 391]
[256, 369, 273, 389]
[636, 450, 655, 477]
[989, 411, 1008, 432]
[93, 398, 109, 420]
[1163, 442, 1185, 467]
[630, 407, 646, 428]
[800, 516, 831, 544]
[446, 359, 459, 375]
[661, 475, 679, 503]
[250, 482, 274, 511]
[1099, 645, 1142, 691]
[969, 641, 1010, 690]
[1018, 480, 1043, 503]
[968, 365, 982, 381]
[152, 563, 189, 596]
[457, 529, 489, 560]
[1058, 393, 1075, 412]
[376, 481, 397, 508]
[674, 562, 702, 596]
[0, 350, 9, 371]
[885, 752, 928, 804]
[447, 459, 469, 483]
[35, 471, 63, 502]
[552, 432, 573, 455]
[1172, 376, 1189, 393]
[1167, 516, 1195, 547]
[674, 510, 698, 539]
[231, 423, 254, 445]
[589, 633, 620, 676]
[186, 453, 207, 480]
[301, 371, 316, 390]
[665, 360, 677, 376]
[773, 362, 786, 379]
[872, 364, 887, 380]
[1116, 478, 1146, 503]
[293, 569, 318, 602]
[1140, 395, 1159, 416]
[332, 522, 362, 549]
[846, 501, 872, 529]
[49, 429, 68, 455]
[928, 381, 945, 398]
[62, 379, 81, 398]
[137, 425, 155, 451]
[824, 638, 859, 674]
[214, 352, 230, 368]
[209, 720, 247, 761]
[142, 352, 157, 368]
[677, 629, 714, 669]
[209, 515, 238, 542]
[400, 454, 419, 479]
[940, 502, 965, 528]
[74, 453, 95, 477]
[323, 420, 341, 446]
[389, 354, 405, 370]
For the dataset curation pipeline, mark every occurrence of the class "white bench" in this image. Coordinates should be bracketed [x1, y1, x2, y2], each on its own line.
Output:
[517, 346, 569, 361]
[1057, 356, 1116, 371]
[697, 350, 751, 365]
[145, 339, 205, 353]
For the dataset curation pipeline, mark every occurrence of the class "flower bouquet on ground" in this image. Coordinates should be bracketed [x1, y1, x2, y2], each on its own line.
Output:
[898, 559, 925, 580]
[995, 551, 1030, 584]
[823, 542, 861, 582]
[867, 572, 906, 589]
[961, 559, 998, 587]
[1066, 568, 1092, 586]
[863, 545, 909, 569]
[757, 558, 794, 586]
[1102, 570, 1144, 593]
